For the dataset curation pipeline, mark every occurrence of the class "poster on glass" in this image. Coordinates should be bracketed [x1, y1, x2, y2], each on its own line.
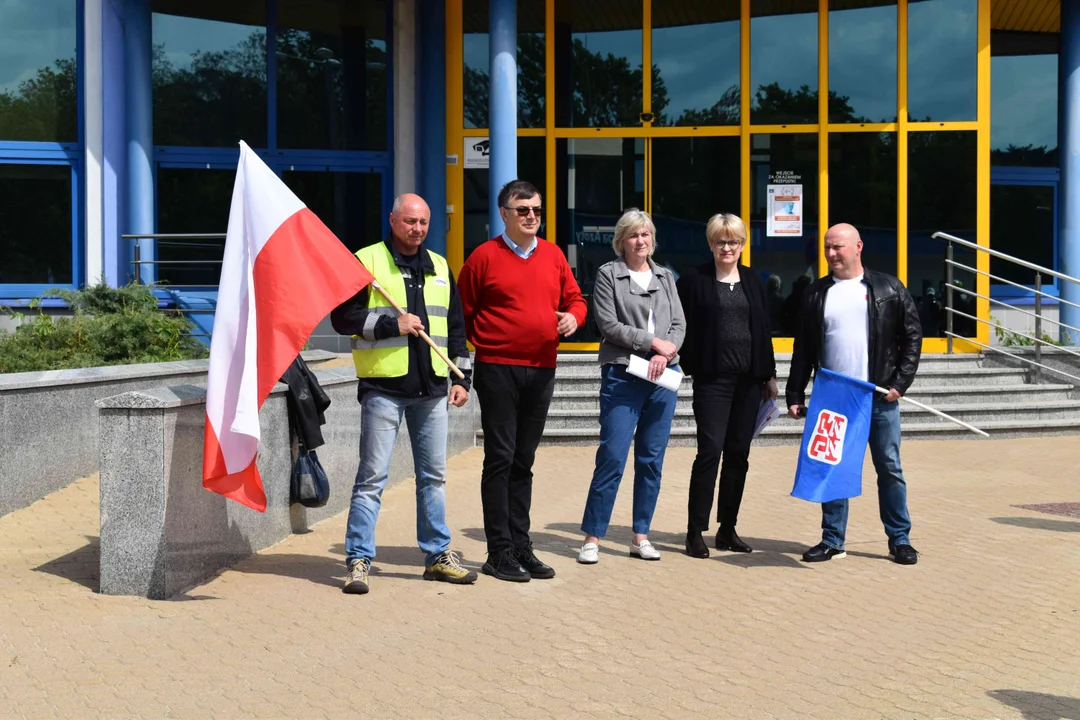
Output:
[767, 178, 802, 237]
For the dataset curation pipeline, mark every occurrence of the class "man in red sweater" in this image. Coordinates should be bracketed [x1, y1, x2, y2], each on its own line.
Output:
[458, 179, 588, 582]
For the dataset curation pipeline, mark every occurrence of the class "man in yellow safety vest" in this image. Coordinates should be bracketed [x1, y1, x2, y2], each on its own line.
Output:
[330, 193, 475, 594]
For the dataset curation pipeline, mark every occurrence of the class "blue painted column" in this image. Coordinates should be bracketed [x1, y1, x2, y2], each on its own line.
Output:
[124, 0, 154, 285]
[1061, 0, 1080, 341]
[419, 0, 447, 255]
[488, 0, 517, 238]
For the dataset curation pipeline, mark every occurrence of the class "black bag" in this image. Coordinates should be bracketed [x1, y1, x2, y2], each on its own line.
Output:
[291, 448, 330, 508]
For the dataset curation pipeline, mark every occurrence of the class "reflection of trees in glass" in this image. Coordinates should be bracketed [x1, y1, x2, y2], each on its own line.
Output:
[464, 35, 667, 128]
[275, 29, 388, 150]
[464, 47, 871, 129]
[153, 32, 268, 146]
[0, 58, 77, 142]
[152, 29, 387, 149]
[990, 145, 1057, 167]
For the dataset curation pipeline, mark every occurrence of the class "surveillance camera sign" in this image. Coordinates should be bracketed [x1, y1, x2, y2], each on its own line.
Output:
[464, 138, 490, 169]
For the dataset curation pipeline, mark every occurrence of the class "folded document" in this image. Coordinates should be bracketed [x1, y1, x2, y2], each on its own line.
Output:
[626, 354, 684, 392]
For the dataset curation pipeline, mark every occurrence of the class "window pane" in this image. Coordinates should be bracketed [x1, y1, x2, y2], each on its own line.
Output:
[463, 136, 546, 261]
[908, 0, 976, 122]
[908, 131, 977, 338]
[992, 50, 1057, 167]
[751, 2, 818, 125]
[462, 0, 545, 129]
[828, 1, 896, 123]
[555, 137, 645, 341]
[0, 0, 77, 142]
[990, 184, 1055, 288]
[152, 1, 268, 147]
[651, 136, 740, 277]
[554, 0, 644, 127]
[277, 0, 388, 150]
[0, 164, 72, 284]
[283, 171, 384, 253]
[156, 168, 233, 286]
[828, 132, 897, 278]
[750, 133, 818, 336]
[652, 2, 739, 126]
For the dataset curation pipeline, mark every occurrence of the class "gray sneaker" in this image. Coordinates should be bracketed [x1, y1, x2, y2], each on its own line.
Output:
[343, 558, 371, 594]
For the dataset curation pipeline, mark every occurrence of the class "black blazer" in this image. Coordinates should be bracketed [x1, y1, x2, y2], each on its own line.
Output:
[676, 262, 777, 382]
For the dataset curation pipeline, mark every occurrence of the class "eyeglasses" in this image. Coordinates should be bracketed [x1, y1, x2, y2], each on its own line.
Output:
[711, 240, 743, 249]
[504, 206, 543, 218]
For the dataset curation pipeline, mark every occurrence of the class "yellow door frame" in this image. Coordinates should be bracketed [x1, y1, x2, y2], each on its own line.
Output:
[446, 0, 991, 354]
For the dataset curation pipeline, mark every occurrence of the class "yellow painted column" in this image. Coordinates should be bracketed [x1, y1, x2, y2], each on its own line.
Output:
[740, 0, 751, 265]
[897, 0, 909, 287]
[975, 0, 991, 347]
[817, 0, 829, 278]
[446, 1, 465, 274]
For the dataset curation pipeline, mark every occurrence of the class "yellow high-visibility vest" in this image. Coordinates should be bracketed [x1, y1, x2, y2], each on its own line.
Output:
[351, 243, 451, 378]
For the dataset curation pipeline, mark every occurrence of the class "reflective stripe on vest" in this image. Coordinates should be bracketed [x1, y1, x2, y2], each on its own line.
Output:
[351, 244, 451, 378]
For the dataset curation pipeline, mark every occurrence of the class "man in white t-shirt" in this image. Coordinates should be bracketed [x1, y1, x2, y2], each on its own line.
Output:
[785, 223, 923, 565]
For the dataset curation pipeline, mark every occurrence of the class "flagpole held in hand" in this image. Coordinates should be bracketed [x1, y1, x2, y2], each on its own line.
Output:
[370, 280, 466, 380]
[874, 387, 989, 437]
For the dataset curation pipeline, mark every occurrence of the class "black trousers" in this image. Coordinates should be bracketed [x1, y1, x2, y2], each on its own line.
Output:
[473, 361, 556, 554]
[687, 373, 761, 533]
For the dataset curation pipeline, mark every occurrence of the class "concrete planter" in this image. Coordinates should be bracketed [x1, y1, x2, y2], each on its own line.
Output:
[0, 350, 338, 518]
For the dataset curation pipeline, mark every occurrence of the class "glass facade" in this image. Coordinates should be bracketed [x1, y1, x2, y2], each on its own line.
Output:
[750, 1, 818, 125]
[448, 0, 1001, 350]
[151, 3, 268, 147]
[0, 0, 80, 293]
[0, 164, 74, 285]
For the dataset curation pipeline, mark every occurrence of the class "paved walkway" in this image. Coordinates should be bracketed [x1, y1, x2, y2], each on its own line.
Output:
[1, 437, 1079, 720]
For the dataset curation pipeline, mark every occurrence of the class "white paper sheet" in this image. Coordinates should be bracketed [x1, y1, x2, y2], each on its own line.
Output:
[753, 397, 782, 439]
[626, 354, 684, 392]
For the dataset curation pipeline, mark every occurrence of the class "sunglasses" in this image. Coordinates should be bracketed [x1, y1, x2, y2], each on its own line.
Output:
[504, 206, 543, 218]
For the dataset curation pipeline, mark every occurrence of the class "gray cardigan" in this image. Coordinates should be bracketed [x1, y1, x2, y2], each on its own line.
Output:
[594, 256, 686, 367]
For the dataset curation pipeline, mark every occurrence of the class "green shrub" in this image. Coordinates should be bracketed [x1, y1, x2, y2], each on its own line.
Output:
[0, 283, 208, 373]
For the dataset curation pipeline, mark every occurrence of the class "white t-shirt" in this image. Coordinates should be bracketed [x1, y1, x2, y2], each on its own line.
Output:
[823, 275, 869, 381]
[627, 267, 655, 333]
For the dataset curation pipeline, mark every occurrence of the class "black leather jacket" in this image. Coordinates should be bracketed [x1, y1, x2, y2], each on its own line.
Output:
[786, 269, 922, 408]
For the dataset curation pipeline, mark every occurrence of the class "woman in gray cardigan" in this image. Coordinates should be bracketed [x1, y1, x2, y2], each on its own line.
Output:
[577, 209, 686, 564]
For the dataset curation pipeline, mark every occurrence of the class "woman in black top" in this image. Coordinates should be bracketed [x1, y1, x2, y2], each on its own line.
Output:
[676, 213, 778, 558]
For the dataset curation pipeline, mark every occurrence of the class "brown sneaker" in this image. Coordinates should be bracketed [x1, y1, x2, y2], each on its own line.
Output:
[343, 558, 371, 594]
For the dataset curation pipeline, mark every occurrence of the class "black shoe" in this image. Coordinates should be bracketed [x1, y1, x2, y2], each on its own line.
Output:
[515, 547, 556, 579]
[685, 531, 710, 559]
[802, 542, 847, 562]
[715, 528, 752, 553]
[481, 549, 530, 582]
[890, 544, 918, 565]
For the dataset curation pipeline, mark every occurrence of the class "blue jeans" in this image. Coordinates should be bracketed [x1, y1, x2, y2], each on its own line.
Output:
[581, 363, 679, 538]
[344, 392, 451, 567]
[820, 397, 912, 550]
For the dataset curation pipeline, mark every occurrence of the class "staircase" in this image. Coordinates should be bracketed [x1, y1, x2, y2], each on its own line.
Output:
[506, 353, 1080, 447]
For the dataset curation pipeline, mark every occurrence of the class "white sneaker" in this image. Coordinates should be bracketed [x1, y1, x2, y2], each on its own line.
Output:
[630, 538, 660, 561]
[577, 542, 599, 564]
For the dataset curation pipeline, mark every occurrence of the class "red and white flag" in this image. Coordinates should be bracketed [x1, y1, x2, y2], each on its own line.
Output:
[203, 141, 373, 511]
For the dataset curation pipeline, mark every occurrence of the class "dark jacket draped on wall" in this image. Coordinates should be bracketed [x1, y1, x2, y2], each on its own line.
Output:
[676, 262, 777, 382]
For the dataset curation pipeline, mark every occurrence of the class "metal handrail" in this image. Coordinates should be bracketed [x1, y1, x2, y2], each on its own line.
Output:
[933, 231, 1080, 286]
[946, 258, 1080, 311]
[951, 284, 1080, 336]
[936, 232, 1080, 385]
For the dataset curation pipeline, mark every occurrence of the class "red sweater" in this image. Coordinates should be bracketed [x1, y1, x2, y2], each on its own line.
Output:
[458, 237, 588, 368]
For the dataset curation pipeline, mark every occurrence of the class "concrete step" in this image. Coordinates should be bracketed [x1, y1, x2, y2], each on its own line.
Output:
[492, 417, 1080, 447]
[547, 383, 1075, 411]
[543, 400, 1080, 430]
[553, 353, 988, 374]
[549, 367, 1032, 393]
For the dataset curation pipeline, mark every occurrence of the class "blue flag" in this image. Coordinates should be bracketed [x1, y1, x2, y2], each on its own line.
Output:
[791, 368, 876, 503]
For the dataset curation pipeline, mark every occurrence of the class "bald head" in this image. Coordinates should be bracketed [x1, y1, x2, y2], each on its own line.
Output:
[824, 223, 864, 279]
[389, 193, 431, 256]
